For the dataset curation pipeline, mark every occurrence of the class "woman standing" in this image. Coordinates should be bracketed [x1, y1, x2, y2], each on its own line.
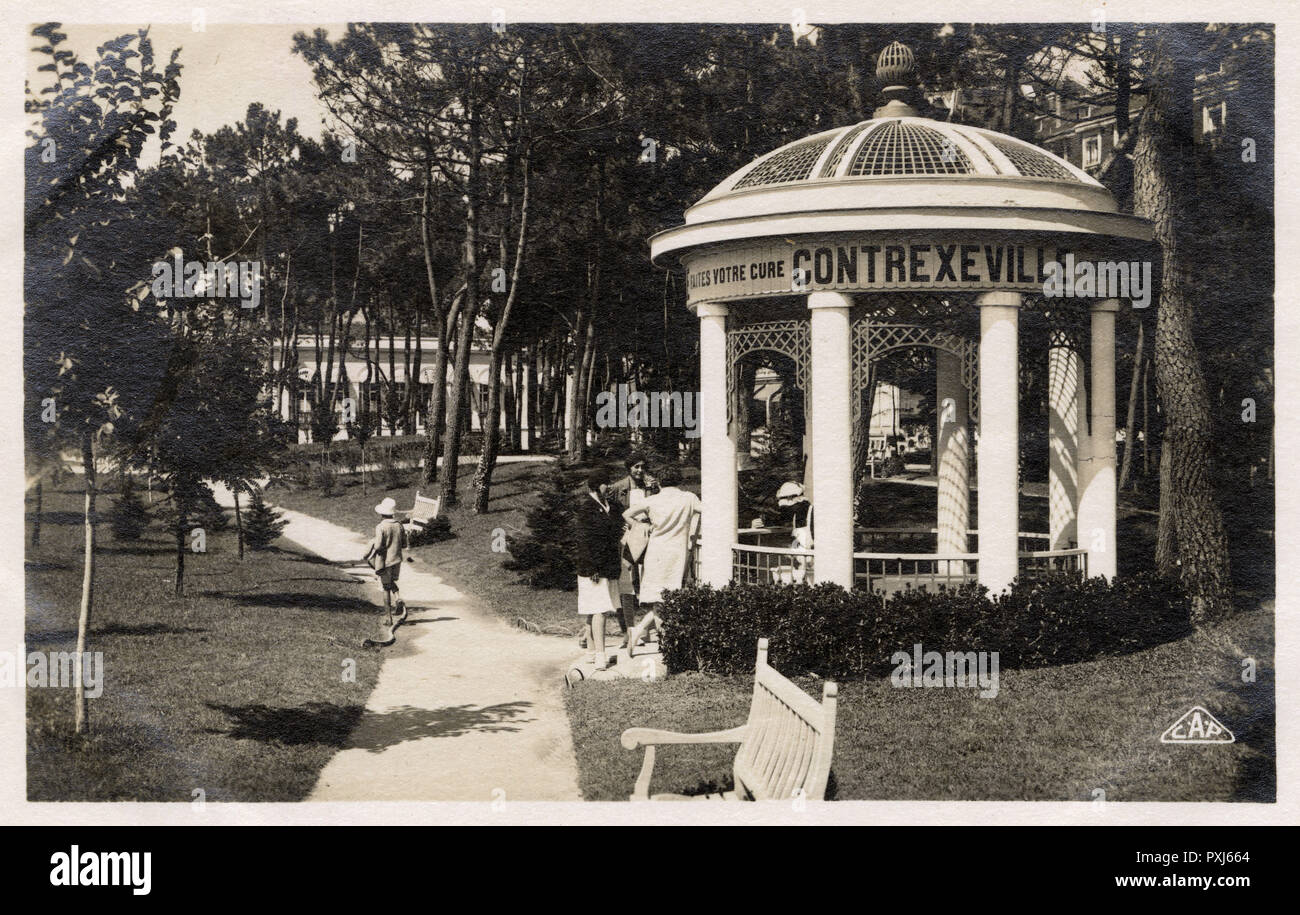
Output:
[572, 468, 625, 670]
[622, 464, 701, 653]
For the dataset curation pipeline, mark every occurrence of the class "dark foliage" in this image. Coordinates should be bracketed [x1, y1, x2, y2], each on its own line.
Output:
[658, 572, 1191, 679]
[108, 477, 150, 541]
[503, 461, 580, 590]
[243, 489, 288, 551]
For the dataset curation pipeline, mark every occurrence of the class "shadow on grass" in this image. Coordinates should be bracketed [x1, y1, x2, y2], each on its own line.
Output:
[260, 546, 340, 566]
[96, 544, 174, 556]
[1228, 648, 1276, 802]
[197, 577, 357, 597]
[25, 561, 71, 572]
[26, 622, 208, 642]
[27, 511, 84, 526]
[230, 593, 379, 614]
[206, 701, 365, 747]
[344, 701, 535, 752]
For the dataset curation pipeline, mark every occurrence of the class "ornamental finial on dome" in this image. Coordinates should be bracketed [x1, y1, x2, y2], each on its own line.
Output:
[874, 40, 919, 118]
[876, 41, 915, 83]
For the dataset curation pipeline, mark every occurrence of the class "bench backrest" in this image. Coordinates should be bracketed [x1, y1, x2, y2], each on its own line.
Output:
[410, 492, 440, 524]
[732, 639, 838, 801]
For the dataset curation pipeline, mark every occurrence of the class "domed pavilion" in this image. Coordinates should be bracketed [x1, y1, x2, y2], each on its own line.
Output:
[649, 41, 1154, 594]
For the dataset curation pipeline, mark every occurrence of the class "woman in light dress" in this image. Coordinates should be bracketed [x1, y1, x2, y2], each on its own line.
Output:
[622, 464, 701, 654]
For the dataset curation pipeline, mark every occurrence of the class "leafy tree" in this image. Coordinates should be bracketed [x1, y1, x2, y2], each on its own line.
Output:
[25, 23, 182, 733]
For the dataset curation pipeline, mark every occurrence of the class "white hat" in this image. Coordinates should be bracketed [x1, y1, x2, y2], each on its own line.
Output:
[776, 481, 805, 505]
[374, 497, 397, 516]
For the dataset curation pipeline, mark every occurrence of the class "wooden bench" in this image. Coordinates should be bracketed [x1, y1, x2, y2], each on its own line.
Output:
[397, 490, 440, 535]
[619, 638, 838, 801]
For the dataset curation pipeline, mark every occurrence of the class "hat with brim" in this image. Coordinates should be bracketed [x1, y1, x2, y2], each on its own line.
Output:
[375, 497, 397, 516]
[776, 481, 805, 506]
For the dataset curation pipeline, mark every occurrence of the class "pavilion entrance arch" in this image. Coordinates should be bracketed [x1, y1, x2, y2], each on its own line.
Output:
[652, 39, 1152, 595]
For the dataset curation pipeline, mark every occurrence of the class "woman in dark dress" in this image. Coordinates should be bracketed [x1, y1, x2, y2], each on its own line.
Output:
[572, 468, 625, 670]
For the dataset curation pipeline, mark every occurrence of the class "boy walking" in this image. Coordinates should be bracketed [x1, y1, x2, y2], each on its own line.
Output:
[365, 497, 407, 628]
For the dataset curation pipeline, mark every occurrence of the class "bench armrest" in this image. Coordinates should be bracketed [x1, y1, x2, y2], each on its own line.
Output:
[620, 725, 748, 750]
[620, 725, 749, 802]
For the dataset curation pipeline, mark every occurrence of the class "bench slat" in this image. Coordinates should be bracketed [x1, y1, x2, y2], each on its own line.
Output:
[756, 664, 828, 729]
[759, 696, 799, 797]
[769, 714, 806, 801]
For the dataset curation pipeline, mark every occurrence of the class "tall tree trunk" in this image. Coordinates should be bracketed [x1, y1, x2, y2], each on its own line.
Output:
[1133, 24, 1232, 623]
[439, 103, 482, 510]
[1119, 317, 1144, 491]
[566, 307, 588, 456]
[31, 478, 42, 547]
[387, 296, 398, 436]
[234, 488, 244, 560]
[526, 343, 539, 446]
[475, 152, 531, 513]
[1155, 440, 1176, 573]
[401, 323, 412, 434]
[419, 172, 448, 484]
[1142, 357, 1150, 476]
[73, 433, 96, 735]
[174, 511, 186, 598]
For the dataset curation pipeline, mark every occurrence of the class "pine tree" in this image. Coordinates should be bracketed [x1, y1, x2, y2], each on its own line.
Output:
[109, 476, 150, 541]
[503, 461, 577, 589]
[244, 489, 288, 551]
[740, 396, 804, 521]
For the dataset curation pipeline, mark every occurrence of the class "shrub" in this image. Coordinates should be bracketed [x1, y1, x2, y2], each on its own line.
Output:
[407, 515, 453, 546]
[503, 461, 578, 590]
[657, 572, 1191, 678]
[192, 484, 230, 533]
[314, 463, 336, 496]
[244, 489, 288, 550]
[109, 477, 150, 540]
[310, 403, 340, 445]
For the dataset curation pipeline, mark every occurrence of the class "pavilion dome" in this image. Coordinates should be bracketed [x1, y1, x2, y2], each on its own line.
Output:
[650, 44, 1151, 268]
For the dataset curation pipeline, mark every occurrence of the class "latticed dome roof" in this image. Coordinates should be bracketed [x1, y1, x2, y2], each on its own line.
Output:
[712, 118, 1091, 196]
[650, 116, 1150, 267]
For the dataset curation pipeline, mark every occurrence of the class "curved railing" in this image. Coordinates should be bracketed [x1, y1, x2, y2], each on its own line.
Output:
[731, 542, 815, 584]
[730, 538, 1087, 593]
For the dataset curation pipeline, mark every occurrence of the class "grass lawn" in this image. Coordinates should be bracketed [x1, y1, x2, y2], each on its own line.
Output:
[25, 485, 384, 801]
[565, 606, 1274, 801]
[273, 457, 700, 638]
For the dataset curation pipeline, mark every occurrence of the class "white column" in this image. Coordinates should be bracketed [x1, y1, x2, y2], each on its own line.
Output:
[935, 349, 970, 567]
[697, 302, 737, 586]
[976, 292, 1021, 593]
[808, 292, 855, 587]
[1047, 344, 1084, 550]
[1078, 300, 1119, 579]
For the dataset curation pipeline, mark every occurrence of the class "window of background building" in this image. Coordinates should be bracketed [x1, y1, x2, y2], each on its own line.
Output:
[1203, 100, 1227, 134]
[1083, 134, 1102, 167]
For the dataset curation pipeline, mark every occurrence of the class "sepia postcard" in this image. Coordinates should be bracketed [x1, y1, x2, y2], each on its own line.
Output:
[2, 0, 1295, 836]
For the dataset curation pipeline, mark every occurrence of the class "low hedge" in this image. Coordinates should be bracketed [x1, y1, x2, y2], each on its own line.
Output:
[657, 572, 1191, 679]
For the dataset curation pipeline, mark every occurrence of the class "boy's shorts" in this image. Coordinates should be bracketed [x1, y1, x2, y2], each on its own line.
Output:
[377, 564, 401, 592]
